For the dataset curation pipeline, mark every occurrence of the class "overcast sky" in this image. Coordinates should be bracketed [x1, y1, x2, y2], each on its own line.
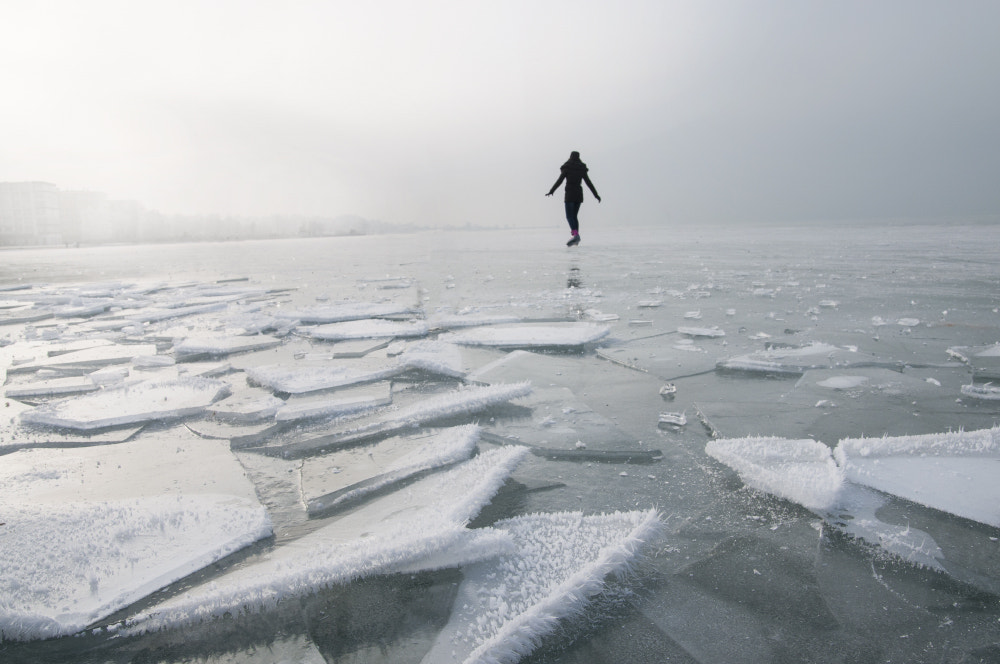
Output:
[2, 1, 999, 227]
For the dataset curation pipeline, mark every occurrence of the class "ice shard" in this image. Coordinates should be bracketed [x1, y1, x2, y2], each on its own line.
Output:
[421, 509, 661, 664]
[441, 322, 610, 349]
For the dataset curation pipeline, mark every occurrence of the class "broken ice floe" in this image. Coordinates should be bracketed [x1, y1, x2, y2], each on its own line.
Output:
[173, 334, 281, 359]
[19, 377, 231, 430]
[960, 383, 1000, 400]
[3, 375, 100, 399]
[0, 437, 272, 641]
[429, 312, 522, 329]
[658, 412, 687, 428]
[276, 302, 417, 323]
[716, 342, 888, 376]
[248, 382, 533, 458]
[245, 359, 406, 394]
[303, 424, 481, 515]
[441, 322, 610, 349]
[421, 509, 661, 664]
[395, 339, 467, 378]
[834, 428, 1000, 528]
[678, 326, 724, 338]
[305, 319, 430, 341]
[707, 427, 1000, 577]
[0, 399, 143, 454]
[205, 384, 286, 423]
[6, 343, 158, 375]
[948, 343, 1000, 379]
[122, 446, 529, 635]
[706, 437, 845, 512]
[275, 382, 393, 422]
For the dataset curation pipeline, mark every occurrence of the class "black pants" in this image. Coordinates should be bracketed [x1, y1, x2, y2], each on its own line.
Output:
[564, 200, 582, 233]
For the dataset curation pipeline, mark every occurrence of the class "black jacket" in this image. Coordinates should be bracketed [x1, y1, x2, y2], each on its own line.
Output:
[548, 156, 600, 203]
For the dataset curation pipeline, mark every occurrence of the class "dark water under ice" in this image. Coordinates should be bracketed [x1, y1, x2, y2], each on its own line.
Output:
[2, 220, 999, 663]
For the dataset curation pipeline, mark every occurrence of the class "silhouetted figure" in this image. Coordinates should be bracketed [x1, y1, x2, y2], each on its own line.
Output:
[546, 151, 600, 246]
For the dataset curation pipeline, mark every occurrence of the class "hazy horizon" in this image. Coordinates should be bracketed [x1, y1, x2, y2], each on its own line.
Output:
[3, 1, 999, 229]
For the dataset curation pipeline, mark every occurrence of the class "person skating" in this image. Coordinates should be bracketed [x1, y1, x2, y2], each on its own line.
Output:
[546, 151, 601, 246]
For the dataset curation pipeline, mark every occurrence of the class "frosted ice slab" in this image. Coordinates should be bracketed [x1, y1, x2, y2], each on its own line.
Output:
[245, 359, 405, 394]
[173, 334, 281, 358]
[441, 322, 610, 348]
[3, 376, 99, 399]
[303, 424, 481, 514]
[258, 382, 532, 458]
[6, 343, 158, 374]
[716, 342, 864, 376]
[276, 382, 393, 422]
[0, 437, 272, 641]
[706, 437, 845, 511]
[834, 427, 1000, 528]
[306, 319, 430, 341]
[205, 383, 286, 423]
[0, 398, 142, 453]
[677, 326, 725, 338]
[422, 509, 662, 664]
[429, 313, 522, 329]
[397, 340, 467, 378]
[276, 302, 418, 323]
[20, 377, 231, 430]
[123, 446, 530, 635]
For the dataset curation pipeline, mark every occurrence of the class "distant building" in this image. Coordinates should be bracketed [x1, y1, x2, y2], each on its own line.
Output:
[0, 181, 62, 245]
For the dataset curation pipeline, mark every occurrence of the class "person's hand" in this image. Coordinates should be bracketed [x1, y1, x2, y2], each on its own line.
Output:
[596, 195, 602, 203]
[545, 192, 552, 197]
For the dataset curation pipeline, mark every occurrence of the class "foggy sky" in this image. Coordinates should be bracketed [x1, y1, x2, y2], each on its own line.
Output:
[2, 1, 999, 228]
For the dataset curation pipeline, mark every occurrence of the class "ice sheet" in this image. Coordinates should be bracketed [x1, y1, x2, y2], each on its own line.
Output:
[19, 377, 232, 430]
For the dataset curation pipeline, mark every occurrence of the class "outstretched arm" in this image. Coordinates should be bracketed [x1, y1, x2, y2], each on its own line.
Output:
[583, 173, 601, 202]
[546, 174, 565, 196]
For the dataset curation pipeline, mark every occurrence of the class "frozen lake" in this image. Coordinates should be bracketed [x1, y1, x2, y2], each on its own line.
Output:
[2, 220, 999, 663]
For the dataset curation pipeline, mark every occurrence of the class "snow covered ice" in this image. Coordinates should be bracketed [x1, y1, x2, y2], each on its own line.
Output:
[2, 222, 1000, 663]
